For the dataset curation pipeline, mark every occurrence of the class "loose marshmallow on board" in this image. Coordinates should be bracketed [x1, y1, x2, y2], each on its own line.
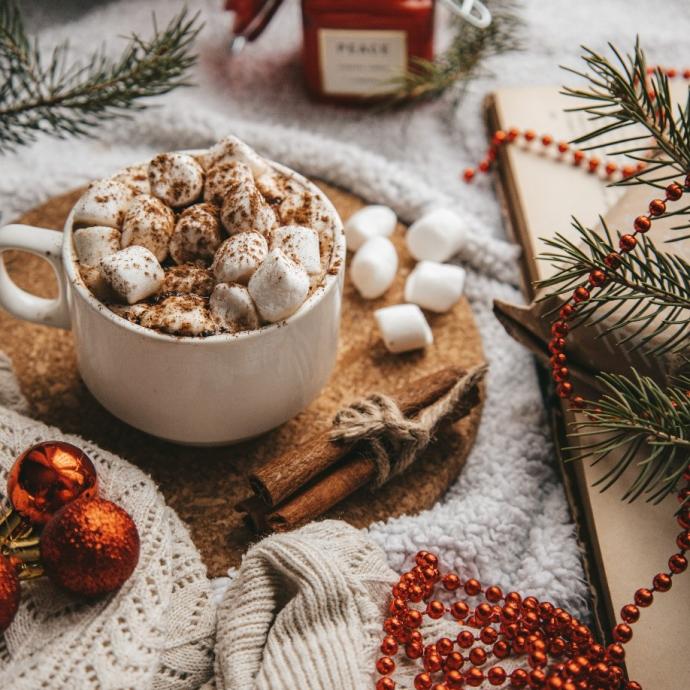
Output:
[148, 152, 204, 207]
[221, 184, 276, 236]
[271, 225, 321, 275]
[73, 226, 121, 266]
[350, 236, 398, 299]
[201, 135, 269, 178]
[344, 205, 396, 251]
[204, 161, 253, 207]
[210, 283, 260, 332]
[140, 294, 215, 336]
[374, 304, 433, 354]
[406, 208, 465, 262]
[169, 203, 222, 265]
[73, 179, 134, 228]
[212, 232, 268, 285]
[248, 249, 310, 323]
[404, 260, 466, 313]
[120, 194, 175, 262]
[100, 245, 164, 305]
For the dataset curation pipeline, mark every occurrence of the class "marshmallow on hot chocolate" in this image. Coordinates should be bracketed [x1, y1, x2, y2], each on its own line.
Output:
[140, 294, 215, 336]
[109, 302, 149, 324]
[73, 226, 121, 266]
[204, 161, 253, 207]
[220, 184, 276, 236]
[212, 232, 268, 285]
[344, 205, 397, 251]
[148, 152, 204, 207]
[406, 208, 465, 262]
[120, 194, 175, 262]
[79, 265, 118, 303]
[271, 225, 321, 275]
[160, 264, 214, 297]
[279, 191, 332, 238]
[169, 203, 222, 265]
[100, 245, 164, 304]
[202, 135, 269, 178]
[248, 248, 310, 323]
[73, 179, 134, 229]
[111, 165, 150, 195]
[350, 236, 398, 299]
[210, 283, 260, 332]
[404, 260, 466, 313]
[374, 304, 433, 354]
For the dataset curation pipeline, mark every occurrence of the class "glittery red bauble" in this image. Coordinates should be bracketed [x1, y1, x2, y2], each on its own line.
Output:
[40, 498, 139, 596]
[8, 441, 98, 526]
[0, 553, 20, 632]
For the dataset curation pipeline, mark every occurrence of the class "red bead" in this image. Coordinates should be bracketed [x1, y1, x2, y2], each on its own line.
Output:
[464, 578, 481, 596]
[406, 642, 424, 659]
[389, 597, 407, 614]
[457, 630, 475, 648]
[619, 234, 637, 252]
[442, 573, 461, 591]
[528, 669, 547, 687]
[529, 651, 547, 668]
[508, 128, 520, 141]
[431, 684, 449, 690]
[684, 69, 690, 79]
[622, 164, 636, 178]
[415, 673, 433, 690]
[479, 160, 491, 173]
[409, 630, 422, 643]
[524, 130, 536, 142]
[437, 637, 454, 656]
[649, 198, 666, 216]
[669, 553, 688, 573]
[445, 651, 464, 671]
[445, 670, 464, 689]
[423, 553, 439, 567]
[587, 157, 600, 172]
[488, 666, 507, 685]
[570, 395, 585, 409]
[633, 215, 651, 233]
[476, 602, 493, 622]
[551, 320, 569, 337]
[607, 643, 625, 663]
[541, 135, 553, 147]
[588, 270, 606, 287]
[677, 529, 690, 550]
[469, 647, 487, 666]
[573, 286, 590, 303]
[549, 637, 566, 655]
[377, 678, 396, 690]
[634, 588, 653, 607]
[381, 636, 399, 655]
[424, 653, 443, 673]
[557, 142, 569, 154]
[557, 382, 573, 399]
[451, 601, 469, 620]
[620, 604, 639, 623]
[548, 338, 566, 355]
[667, 68, 678, 78]
[653, 572, 672, 592]
[550, 352, 567, 366]
[466, 668, 484, 687]
[415, 551, 430, 566]
[480, 626, 498, 644]
[494, 130, 508, 145]
[605, 162, 617, 176]
[626, 682, 642, 690]
[666, 182, 683, 200]
[547, 677, 563, 690]
[613, 623, 633, 643]
[559, 304, 575, 319]
[511, 668, 529, 687]
[427, 600, 445, 619]
[384, 617, 403, 635]
[408, 584, 424, 602]
[604, 252, 622, 268]
[376, 656, 396, 675]
[572, 150, 584, 165]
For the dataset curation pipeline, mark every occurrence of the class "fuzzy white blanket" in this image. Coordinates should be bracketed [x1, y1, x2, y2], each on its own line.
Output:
[4, 0, 685, 683]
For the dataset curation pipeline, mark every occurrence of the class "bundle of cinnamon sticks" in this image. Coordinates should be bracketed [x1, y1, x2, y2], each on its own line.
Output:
[236, 365, 485, 533]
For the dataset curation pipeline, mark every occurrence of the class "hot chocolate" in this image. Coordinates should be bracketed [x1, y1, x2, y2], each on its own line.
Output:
[71, 136, 338, 336]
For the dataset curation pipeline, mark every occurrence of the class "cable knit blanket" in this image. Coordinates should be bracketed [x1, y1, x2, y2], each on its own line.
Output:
[4, 0, 684, 686]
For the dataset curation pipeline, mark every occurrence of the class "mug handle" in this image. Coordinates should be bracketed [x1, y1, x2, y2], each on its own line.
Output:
[0, 224, 71, 329]
[440, 0, 492, 29]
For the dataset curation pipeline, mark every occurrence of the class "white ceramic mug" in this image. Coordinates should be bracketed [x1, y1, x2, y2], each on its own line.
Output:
[0, 159, 346, 445]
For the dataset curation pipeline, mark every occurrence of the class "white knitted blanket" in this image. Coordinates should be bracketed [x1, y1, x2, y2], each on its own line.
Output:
[5, 0, 685, 685]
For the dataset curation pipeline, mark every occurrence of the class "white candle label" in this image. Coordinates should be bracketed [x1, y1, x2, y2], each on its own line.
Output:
[318, 29, 407, 96]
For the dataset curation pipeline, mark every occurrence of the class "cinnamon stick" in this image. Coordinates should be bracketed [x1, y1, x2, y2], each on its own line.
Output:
[249, 366, 464, 508]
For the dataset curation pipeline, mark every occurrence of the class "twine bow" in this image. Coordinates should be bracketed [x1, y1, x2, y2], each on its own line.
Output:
[330, 364, 488, 486]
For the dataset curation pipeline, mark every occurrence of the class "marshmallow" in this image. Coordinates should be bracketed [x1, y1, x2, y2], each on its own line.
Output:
[279, 190, 334, 238]
[73, 226, 121, 266]
[210, 283, 261, 332]
[212, 232, 268, 285]
[140, 294, 216, 336]
[406, 208, 465, 262]
[404, 260, 466, 313]
[271, 225, 321, 275]
[255, 170, 286, 204]
[201, 135, 269, 178]
[344, 205, 397, 251]
[120, 194, 175, 262]
[160, 264, 214, 297]
[148, 152, 204, 207]
[350, 236, 398, 299]
[73, 179, 134, 228]
[220, 184, 276, 236]
[169, 203, 222, 265]
[248, 249, 310, 323]
[374, 304, 433, 354]
[109, 303, 150, 324]
[79, 265, 118, 302]
[111, 165, 150, 195]
[203, 161, 253, 207]
[100, 245, 164, 304]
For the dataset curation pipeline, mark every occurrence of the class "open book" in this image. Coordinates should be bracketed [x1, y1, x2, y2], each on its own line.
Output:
[486, 85, 690, 689]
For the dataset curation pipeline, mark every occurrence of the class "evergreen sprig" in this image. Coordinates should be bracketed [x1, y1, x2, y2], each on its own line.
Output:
[538, 219, 690, 355]
[569, 371, 690, 504]
[0, 2, 201, 152]
[381, 0, 521, 108]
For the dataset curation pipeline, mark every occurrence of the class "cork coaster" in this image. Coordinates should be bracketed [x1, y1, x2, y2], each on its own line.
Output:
[1, 183, 485, 576]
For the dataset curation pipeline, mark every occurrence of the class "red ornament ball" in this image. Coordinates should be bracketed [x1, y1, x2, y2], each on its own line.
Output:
[0, 554, 20, 632]
[8, 441, 98, 526]
[40, 497, 139, 596]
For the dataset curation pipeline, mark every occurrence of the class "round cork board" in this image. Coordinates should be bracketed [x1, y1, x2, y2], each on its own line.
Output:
[1, 182, 485, 576]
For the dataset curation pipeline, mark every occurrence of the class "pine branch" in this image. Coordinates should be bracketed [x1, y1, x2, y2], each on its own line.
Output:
[537, 219, 690, 355]
[0, 2, 201, 152]
[561, 39, 690, 188]
[380, 1, 522, 108]
[567, 370, 690, 503]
